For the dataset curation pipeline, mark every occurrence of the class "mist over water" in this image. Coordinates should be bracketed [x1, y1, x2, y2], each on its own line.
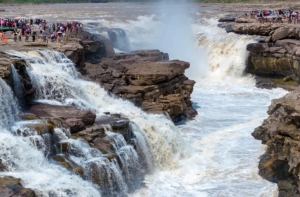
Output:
[101, 2, 286, 197]
[0, 2, 290, 196]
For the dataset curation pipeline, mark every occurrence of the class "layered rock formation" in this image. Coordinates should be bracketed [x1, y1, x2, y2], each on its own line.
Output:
[0, 52, 35, 103]
[252, 86, 300, 196]
[220, 13, 300, 196]
[18, 102, 142, 195]
[0, 176, 36, 197]
[0, 26, 197, 195]
[83, 54, 196, 122]
[76, 30, 197, 122]
[220, 16, 300, 90]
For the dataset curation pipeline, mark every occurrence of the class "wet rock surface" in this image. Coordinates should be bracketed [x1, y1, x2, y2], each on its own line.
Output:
[220, 7, 300, 196]
[27, 102, 96, 129]
[220, 15, 300, 90]
[0, 52, 35, 103]
[0, 24, 197, 195]
[252, 86, 300, 196]
[82, 57, 196, 122]
[70, 30, 197, 122]
[19, 102, 142, 196]
[0, 176, 36, 197]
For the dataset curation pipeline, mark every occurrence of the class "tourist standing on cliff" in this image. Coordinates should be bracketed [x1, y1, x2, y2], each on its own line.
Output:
[18, 31, 21, 42]
[32, 31, 36, 42]
[13, 32, 17, 42]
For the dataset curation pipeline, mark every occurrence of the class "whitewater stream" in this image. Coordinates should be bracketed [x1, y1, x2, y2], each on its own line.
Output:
[0, 2, 288, 197]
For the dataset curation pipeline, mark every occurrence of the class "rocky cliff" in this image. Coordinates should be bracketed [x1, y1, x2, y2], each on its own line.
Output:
[220, 16, 300, 90]
[220, 13, 300, 197]
[76, 30, 197, 122]
[82, 52, 196, 122]
[252, 86, 300, 197]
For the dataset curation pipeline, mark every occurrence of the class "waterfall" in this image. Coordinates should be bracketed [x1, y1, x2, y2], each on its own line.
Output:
[107, 28, 131, 52]
[93, 28, 131, 52]
[6, 49, 184, 169]
[191, 18, 256, 83]
[11, 64, 24, 106]
[0, 78, 19, 128]
[131, 122, 155, 173]
[0, 85, 102, 196]
[4, 49, 184, 196]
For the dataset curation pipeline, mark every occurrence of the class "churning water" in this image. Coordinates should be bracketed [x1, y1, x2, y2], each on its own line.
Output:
[0, 2, 289, 197]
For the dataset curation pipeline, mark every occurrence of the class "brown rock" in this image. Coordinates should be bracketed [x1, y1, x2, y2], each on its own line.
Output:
[82, 55, 196, 122]
[272, 27, 290, 42]
[28, 103, 96, 126]
[65, 118, 86, 133]
[252, 86, 300, 195]
[0, 176, 36, 197]
[53, 43, 84, 68]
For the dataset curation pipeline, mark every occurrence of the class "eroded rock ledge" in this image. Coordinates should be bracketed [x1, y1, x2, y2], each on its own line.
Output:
[220, 17, 300, 90]
[252, 86, 300, 196]
[78, 30, 197, 122]
[83, 54, 196, 122]
[1, 29, 197, 122]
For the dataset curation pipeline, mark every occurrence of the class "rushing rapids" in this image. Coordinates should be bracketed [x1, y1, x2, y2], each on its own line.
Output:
[0, 2, 296, 197]
[0, 49, 184, 196]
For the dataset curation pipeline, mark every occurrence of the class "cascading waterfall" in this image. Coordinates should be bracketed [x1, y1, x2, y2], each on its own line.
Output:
[107, 28, 131, 52]
[11, 64, 24, 105]
[4, 49, 184, 196]
[0, 82, 101, 196]
[191, 18, 256, 82]
[6, 49, 184, 169]
[0, 3, 293, 196]
[0, 78, 19, 128]
[131, 122, 155, 173]
[90, 13, 288, 197]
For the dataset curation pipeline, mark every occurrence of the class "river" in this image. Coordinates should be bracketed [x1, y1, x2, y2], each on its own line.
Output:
[0, 2, 288, 197]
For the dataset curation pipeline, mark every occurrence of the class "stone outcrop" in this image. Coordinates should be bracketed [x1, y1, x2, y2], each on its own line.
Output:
[0, 52, 35, 103]
[82, 53, 197, 122]
[27, 103, 96, 132]
[220, 11, 300, 197]
[0, 28, 197, 123]
[19, 102, 141, 195]
[246, 40, 300, 78]
[0, 176, 36, 197]
[225, 22, 283, 36]
[219, 15, 300, 90]
[245, 31, 300, 90]
[53, 43, 84, 68]
[252, 86, 300, 196]
[225, 21, 300, 42]
[67, 30, 197, 122]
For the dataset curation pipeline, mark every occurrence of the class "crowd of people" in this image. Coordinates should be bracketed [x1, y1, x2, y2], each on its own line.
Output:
[0, 17, 83, 43]
[245, 10, 300, 24]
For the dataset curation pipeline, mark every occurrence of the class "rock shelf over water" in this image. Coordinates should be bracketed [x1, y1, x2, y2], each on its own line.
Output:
[0, 27, 197, 122]
[220, 14, 300, 90]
